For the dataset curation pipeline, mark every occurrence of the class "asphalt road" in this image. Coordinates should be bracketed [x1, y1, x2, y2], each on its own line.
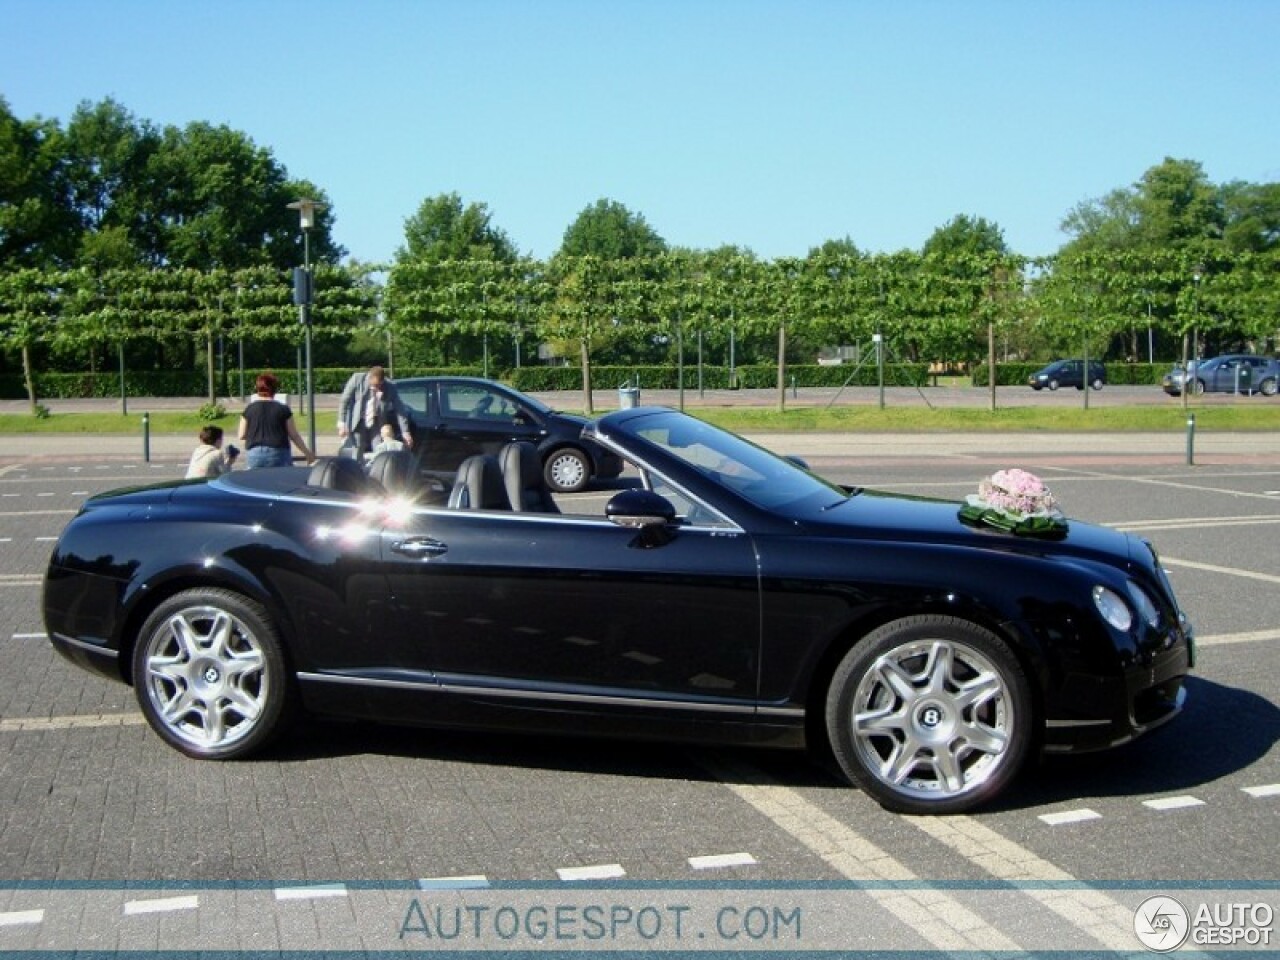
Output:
[0, 427, 1277, 953]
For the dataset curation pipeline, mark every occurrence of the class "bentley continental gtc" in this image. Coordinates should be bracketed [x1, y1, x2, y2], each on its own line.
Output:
[43, 408, 1193, 814]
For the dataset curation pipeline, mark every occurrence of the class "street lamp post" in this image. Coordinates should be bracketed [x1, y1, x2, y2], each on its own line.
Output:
[287, 198, 326, 453]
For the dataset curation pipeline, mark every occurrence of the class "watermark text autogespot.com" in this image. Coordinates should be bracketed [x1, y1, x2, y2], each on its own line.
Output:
[399, 899, 803, 944]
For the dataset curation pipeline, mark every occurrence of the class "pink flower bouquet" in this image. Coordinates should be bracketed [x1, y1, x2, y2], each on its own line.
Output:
[960, 468, 1066, 536]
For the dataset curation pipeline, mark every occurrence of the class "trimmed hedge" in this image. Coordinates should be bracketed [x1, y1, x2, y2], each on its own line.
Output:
[3, 361, 1169, 399]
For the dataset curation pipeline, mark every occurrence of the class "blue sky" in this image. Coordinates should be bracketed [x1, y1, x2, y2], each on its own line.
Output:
[4, 0, 1277, 264]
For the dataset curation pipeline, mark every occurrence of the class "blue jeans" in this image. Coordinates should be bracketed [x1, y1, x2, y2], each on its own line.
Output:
[246, 445, 292, 469]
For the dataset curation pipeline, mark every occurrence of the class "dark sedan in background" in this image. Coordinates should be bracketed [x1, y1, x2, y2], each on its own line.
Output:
[43, 407, 1193, 814]
[1162, 354, 1280, 396]
[393, 376, 623, 491]
[1028, 359, 1106, 391]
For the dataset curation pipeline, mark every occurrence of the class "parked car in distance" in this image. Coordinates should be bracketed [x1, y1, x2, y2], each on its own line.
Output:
[392, 376, 624, 492]
[1161, 354, 1280, 397]
[1028, 359, 1106, 391]
[43, 407, 1193, 814]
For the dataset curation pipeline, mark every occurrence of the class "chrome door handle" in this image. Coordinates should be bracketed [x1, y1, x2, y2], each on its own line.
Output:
[391, 538, 448, 558]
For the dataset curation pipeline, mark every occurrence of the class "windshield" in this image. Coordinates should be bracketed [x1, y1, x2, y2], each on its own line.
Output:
[625, 411, 848, 513]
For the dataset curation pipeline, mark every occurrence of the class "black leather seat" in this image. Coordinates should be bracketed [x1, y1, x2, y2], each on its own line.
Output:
[500, 442, 560, 513]
[446, 454, 509, 510]
[366, 449, 420, 497]
[308, 456, 375, 495]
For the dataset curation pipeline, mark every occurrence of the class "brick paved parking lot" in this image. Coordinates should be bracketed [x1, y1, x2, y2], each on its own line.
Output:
[1, 423, 1277, 953]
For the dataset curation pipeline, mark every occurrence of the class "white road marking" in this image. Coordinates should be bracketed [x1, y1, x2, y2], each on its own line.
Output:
[700, 757, 1022, 951]
[556, 863, 626, 881]
[688, 852, 757, 869]
[123, 895, 199, 916]
[417, 875, 489, 889]
[1038, 809, 1102, 826]
[274, 884, 348, 901]
[908, 814, 1136, 951]
[0, 909, 43, 927]
[1113, 514, 1280, 532]
[1197, 629, 1280, 647]
[0, 713, 147, 732]
[1161, 556, 1280, 585]
[1243, 784, 1280, 798]
[11, 632, 46, 640]
[1142, 796, 1205, 811]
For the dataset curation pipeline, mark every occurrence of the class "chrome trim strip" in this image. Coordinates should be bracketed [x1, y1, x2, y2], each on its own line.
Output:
[1044, 718, 1112, 728]
[51, 632, 118, 658]
[756, 705, 806, 718]
[298, 671, 761, 716]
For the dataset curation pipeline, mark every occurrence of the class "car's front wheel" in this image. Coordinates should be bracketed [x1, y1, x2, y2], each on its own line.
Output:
[1192, 379, 1207, 395]
[1046, 379, 1059, 391]
[544, 447, 590, 493]
[825, 615, 1032, 814]
[132, 588, 294, 760]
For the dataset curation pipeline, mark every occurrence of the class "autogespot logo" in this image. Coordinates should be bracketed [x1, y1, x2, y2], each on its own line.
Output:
[1134, 896, 1190, 952]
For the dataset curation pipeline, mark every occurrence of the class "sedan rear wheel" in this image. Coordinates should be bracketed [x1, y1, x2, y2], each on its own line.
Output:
[1259, 377, 1278, 397]
[825, 615, 1032, 814]
[132, 588, 293, 760]
[1091, 378, 1104, 390]
[544, 447, 590, 493]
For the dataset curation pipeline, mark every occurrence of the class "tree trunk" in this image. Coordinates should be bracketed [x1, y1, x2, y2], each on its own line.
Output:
[21, 344, 38, 415]
[987, 322, 997, 412]
[580, 337, 593, 415]
[776, 323, 787, 413]
[206, 334, 217, 405]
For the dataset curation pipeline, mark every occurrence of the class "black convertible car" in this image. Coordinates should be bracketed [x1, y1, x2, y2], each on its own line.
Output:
[43, 408, 1193, 814]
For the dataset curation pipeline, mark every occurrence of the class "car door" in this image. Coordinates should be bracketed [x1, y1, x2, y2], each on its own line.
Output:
[433, 382, 534, 462]
[377, 507, 762, 724]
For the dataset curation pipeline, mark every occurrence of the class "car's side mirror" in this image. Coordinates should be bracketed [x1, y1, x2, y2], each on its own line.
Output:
[606, 489, 676, 529]
[783, 455, 810, 471]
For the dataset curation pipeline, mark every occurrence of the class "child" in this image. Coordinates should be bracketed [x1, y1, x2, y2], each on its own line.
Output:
[372, 423, 406, 455]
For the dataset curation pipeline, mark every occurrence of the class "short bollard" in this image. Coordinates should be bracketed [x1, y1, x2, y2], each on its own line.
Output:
[1185, 412, 1195, 466]
[142, 412, 150, 463]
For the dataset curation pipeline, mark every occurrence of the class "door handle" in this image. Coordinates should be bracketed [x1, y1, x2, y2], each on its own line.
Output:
[391, 537, 448, 558]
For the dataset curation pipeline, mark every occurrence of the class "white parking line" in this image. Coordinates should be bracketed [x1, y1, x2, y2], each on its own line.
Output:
[274, 884, 348, 901]
[0, 909, 43, 927]
[417, 875, 489, 889]
[0, 713, 147, 732]
[556, 864, 626, 881]
[1142, 796, 1205, 811]
[1243, 784, 1280, 798]
[123, 895, 199, 916]
[700, 756, 1022, 951]
[1162, 556, 1280, 585]
[1038, 809, 1102, 826]
[1196, 629, 1280, 647]
[688, 852, 757, 869]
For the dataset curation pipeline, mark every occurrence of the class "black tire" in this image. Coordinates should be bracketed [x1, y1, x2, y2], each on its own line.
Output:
[543, 447, 590, 493]
[825, 615, 1033, 814]
[132, 588, 295, 760]
[1046, 379, 1059, 391]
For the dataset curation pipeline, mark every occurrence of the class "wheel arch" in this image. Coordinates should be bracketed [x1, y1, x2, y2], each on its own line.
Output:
[115, 566, 297, 687]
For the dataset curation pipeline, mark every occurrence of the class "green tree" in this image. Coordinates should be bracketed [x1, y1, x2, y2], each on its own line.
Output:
[396, 192, 518, 264]
[0, 97, 78, 267]
[1221, 180, 1280, 253]
[922, 214, 1009, 258]
[559, 198, 667, 259]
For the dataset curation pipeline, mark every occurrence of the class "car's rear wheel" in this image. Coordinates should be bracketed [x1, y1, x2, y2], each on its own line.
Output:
[544, 447, 590, 493]
[132, 588, 294, 760]
[1090, 378, 1104, 390]
[1259, 377, 1278, 397]
[825, 615, 1032, 814]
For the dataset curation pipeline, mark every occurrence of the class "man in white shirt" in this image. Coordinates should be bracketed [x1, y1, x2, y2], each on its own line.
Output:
[338, 365, 415, 458]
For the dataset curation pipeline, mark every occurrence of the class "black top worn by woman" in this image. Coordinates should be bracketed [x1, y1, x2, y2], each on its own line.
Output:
[241, 399, 293, 450]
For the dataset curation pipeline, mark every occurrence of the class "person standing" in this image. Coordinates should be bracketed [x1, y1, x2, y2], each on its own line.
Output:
[338, 365, 414, 458]
[185, 425, 239, 478]
[238, 373, 314, 469]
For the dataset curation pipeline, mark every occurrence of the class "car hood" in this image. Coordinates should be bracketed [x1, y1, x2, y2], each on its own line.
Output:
[801, 488, 1138, 570]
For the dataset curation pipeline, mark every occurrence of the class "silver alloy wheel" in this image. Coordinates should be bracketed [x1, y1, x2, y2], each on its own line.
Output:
[1261, 378, 1278, 397]
[546, 448, 588, 492]
[849, 638, 1012, 802]
[140, 604, 269, 751]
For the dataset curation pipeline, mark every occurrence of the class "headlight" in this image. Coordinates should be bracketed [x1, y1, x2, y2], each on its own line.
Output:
[1093, 585, 1132, 632]
[1127, 582, 1161, 629]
